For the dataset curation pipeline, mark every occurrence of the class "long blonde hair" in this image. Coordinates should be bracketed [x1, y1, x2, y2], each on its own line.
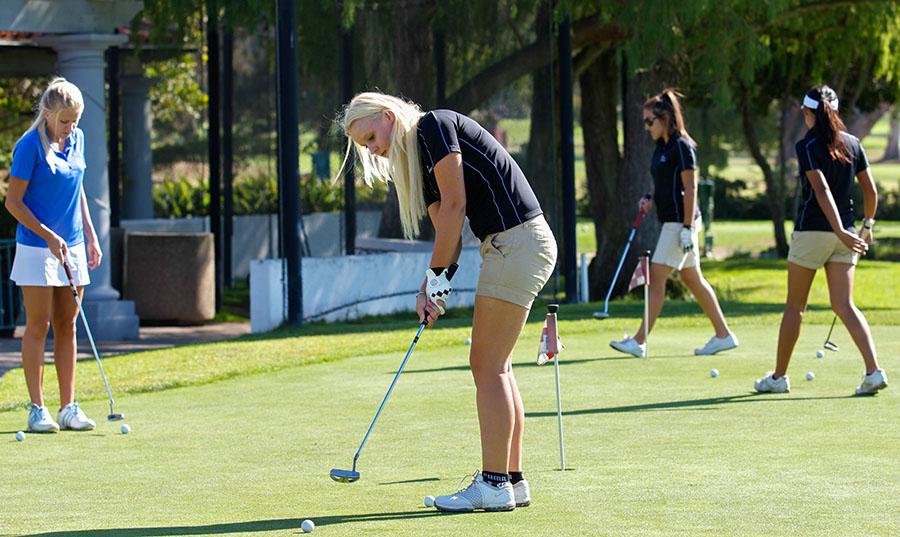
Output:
[337, 92, 426, 238]
[22, 77, 84, 173]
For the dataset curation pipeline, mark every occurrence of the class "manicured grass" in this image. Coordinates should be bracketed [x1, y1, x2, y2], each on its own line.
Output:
[2, 316, 897, 536]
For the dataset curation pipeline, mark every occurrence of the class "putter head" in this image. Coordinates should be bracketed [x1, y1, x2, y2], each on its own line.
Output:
[107, 413, 125, 422]
[824, 341, 839, 352]
[330, 468, 360, 483]
[592, 311, 609, 320]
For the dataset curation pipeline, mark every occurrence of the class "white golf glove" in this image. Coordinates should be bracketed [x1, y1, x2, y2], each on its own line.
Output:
[859, 218, 875, 243]
[425, 264, 458, 315]
[679, 226, 693, 253]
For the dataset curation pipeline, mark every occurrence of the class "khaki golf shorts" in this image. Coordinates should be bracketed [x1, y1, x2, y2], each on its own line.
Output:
[651, 218, 702, 270]
[788, 230, 858, 269]
[477, 216, 557, 309]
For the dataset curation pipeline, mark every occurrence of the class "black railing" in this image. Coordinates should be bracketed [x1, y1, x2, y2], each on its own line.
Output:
[0, 239, 21, 336]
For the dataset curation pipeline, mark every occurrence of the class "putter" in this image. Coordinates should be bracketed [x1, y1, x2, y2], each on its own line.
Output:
[823, 315, 839, 352]
[331, 315, 431, 483]
[62, 256, 125, 421]
[593, 209, 646, 319]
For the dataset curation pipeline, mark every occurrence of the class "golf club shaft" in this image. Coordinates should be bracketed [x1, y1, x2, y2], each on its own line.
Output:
[601, 211, 645, 313]
[825, 315, 837, 341]
[553, 353, 565, 471]
[353, 321, 427, 466]
[62, 259, 116, 407]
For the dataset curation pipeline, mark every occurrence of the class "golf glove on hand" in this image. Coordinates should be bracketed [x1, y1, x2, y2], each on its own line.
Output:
[860, 218, 875, 243]
[679, 226, 694, 253]
[425, 264, 458, 315]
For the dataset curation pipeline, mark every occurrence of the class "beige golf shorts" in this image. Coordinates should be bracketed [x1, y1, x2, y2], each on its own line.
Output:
[788, 230, 858, 269]
[477, 216, 557, 309]
[651, 218, 702, 270]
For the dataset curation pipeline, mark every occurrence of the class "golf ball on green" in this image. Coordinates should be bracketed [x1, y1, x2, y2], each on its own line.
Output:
[15, 431, 25, 442]
[424, 495, 435, 507]
[465, 338, 472, 345]
[815, 350, 825, 359]
[806, 372, 815, 381]
[710, 369, 719, 378]
[120, 424, 131, 434]
[301, 519, 315, 533]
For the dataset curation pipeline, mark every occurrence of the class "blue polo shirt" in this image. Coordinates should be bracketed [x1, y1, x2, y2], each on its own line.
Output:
[417, 110, 543, 241]
[795, 130, 868, 232]
[650, 133, 700, 224]
[10, 128, 86, 248]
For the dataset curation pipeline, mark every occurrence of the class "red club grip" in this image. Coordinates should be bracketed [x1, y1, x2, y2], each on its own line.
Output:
[632, 209, 646, 229]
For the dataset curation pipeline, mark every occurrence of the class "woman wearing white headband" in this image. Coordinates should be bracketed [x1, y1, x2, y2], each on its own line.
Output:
[755, 85, 887, 395]
[339, 92, 556, 512]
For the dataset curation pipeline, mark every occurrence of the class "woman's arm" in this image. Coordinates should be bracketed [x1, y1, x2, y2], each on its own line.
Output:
[806, 169, 867, 254]
[856, 168, 878, 243]
[80, 187, 102, 268]
[429, 152, 465, 269]
[680, 169, 697, 227]
[4, 177, 67, 260]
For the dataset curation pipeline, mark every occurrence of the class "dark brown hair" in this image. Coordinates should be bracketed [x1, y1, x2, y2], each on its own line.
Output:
[805, 85, 851, 164]
[644, 88, 695, 146]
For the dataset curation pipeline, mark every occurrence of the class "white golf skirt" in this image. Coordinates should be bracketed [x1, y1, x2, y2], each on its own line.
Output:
[10, 242, 91, 287]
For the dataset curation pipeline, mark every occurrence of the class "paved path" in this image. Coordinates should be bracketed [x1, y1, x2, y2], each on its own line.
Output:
[0, 322, 251, 378]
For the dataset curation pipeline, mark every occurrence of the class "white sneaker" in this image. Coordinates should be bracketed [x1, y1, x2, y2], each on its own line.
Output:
[754, 372, 790, 393]
[513, 479, 531, 507]
[57, 402, 96, 431]
[434, 472, 515, 512]
[27, 403, 60, 433]
[694, 333, 739, 355]
[609, 337, 646, 358]
[855, 369, 888, 396]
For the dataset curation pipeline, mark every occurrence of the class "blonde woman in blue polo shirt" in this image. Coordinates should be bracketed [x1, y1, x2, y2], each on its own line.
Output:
[5, 78, 101, 432]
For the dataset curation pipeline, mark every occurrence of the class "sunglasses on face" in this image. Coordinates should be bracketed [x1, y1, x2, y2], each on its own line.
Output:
[643, 117, 656, 127]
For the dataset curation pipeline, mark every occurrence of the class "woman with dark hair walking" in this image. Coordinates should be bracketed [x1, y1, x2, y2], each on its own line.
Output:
[755, 85, 886, 395]
[610, 89, 737, 358]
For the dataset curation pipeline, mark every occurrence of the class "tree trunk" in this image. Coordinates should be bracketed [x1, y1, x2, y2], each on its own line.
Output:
[846, 103, 890, 141]
[371, 0, 439, 239]
[883, 111, 900, 161]
[740, 95, 789, 257]
[583, 51, 664, 300]
[524, 2, 558, 229]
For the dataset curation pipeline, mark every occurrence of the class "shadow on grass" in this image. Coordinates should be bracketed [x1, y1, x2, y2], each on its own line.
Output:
[23, 511, 461, 536]
[379, 476, 441, 485]
[525, 393, 855, 418]
[405, 355, 633, 375]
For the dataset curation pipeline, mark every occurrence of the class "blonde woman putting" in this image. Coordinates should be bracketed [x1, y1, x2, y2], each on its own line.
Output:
[340, 92, 556, 512]
[5, 78, 101, 433]
[610, 89, 737, 358]
[755, 85, 886, 395]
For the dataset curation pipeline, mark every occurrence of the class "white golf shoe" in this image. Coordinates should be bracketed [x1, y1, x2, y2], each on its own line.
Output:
[58, 402, 96, 431]
[754, 372, 790, 393]
[694, 333, 739, 355]
[513, 479, 531, 507]
[609, 337, 646, 358]
[434, 472, 515, 512]
[855, 369, 888, 396]
[27, 403, 59, 433]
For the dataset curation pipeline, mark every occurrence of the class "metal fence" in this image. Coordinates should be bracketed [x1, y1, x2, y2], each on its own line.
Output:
[0, 239, 21, 335]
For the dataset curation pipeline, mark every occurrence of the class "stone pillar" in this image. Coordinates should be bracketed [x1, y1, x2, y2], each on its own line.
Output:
[121, 75, 155, 219]
[35, 33, 139, 339]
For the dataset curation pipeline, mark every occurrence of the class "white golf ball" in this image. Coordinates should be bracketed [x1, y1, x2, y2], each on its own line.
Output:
[710, 369, 719, 378]
[806, 371, 815, 381]
[120, 424, 131, 434]
[15, 431, 25, 442]
[465, 338, 472, 346]
[301, 519, 315, 533]
[424, 495, 435, 507]
[815, 350, 825, 359]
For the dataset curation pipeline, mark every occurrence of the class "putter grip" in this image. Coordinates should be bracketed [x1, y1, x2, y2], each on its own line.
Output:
[632, 209, 646, 229]
[62, 259, 74, 282]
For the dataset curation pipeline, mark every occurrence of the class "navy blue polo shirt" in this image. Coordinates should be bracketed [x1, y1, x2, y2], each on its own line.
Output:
[417, 110, 542, 241]
[795, 130, 868, 232]
[650, 133, 700, 224]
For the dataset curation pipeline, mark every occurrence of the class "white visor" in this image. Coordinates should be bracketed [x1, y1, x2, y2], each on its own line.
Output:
[803, 94, 839, 111]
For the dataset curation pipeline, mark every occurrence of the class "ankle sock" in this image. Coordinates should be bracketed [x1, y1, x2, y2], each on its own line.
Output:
[509, 471, 524, 484]
[482, 471, 509, 487]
